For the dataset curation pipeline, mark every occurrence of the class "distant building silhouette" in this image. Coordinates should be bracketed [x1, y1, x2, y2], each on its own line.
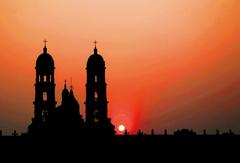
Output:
[174, 129, 197, 136]
[216, 129, 219, 135]
[12, 130, 18, 136]
[151, 129, 155, 135]
[164, 129, 168, 135]
[124, 129, 128, 135]
[222, 130, 234, 136]
[203, 129, 207, 135]
[137, 129, 144, 135]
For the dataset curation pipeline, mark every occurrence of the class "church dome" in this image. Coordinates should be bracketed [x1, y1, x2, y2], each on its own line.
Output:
[62, 81, 69, 103]
[87, 47, 105, 69]
[36, 46, 54, 70]
[69, 89, 80, 109]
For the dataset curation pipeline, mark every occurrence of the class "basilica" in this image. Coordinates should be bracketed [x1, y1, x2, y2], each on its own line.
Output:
[28, 41, 115, 136]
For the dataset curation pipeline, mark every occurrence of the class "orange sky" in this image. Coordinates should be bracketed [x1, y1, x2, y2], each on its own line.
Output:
[0, 0, 239, 135]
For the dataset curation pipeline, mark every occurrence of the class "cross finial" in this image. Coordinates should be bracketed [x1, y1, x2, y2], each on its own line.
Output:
[43, 39, 48, 53]
[94, 40, 97, 47]
[70, 77, 73, 90]
[44, 39, 47, 47]
[93, 40, 98, 54]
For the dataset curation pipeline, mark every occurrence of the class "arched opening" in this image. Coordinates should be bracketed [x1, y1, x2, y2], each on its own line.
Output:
[95, 75, 97, 83]
[42, 110, 48, 122]
[94, 110, 99, 122]
[43, 92, 47, 101]
[44, 75, 47, 82]
[94, 92, 98, 101]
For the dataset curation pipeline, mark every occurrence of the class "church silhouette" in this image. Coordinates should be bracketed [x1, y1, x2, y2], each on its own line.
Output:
[28, 41, 115, 137]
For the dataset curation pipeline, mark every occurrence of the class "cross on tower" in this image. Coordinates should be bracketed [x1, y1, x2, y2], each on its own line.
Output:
[94, 40, 97, 47]
[70, 77, 74, 90]
[44, 39, 48, 47]
[43, 39, 48, 53]
[93, 40, 98, 54]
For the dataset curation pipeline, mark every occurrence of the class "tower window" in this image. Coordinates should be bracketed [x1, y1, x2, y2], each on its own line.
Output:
[44, 76, 47, 82]
[43, 92, 47, 101]
[94, 92, 98, 101]
[95, 76, 97, 83]
[94, 110, 99, 122]
[94, 92, 98, 100]
[42, 110, 48, 122]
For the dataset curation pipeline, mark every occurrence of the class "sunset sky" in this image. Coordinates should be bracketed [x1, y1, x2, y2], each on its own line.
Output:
[0, 0, 239, 135]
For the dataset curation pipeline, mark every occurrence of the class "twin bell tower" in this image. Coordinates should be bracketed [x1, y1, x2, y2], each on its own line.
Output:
[28, 41, 115, 137]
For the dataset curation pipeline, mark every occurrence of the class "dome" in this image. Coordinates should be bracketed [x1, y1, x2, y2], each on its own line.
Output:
[62, 87, 69, 97]
[87, 47, 105, 69]
[69, 89, 80, 108]
[36, 46, 54, 70]
[62, 82, 69, 101]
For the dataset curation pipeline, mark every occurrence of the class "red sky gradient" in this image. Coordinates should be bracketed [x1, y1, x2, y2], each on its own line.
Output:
[0, 0, 239, 135]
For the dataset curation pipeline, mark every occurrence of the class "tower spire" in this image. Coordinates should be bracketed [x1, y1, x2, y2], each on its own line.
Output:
[64, 80, 67, 89]
[43, 39, 48, 53]
[94, 40, 98, 54]
[70, 77, 73, 90]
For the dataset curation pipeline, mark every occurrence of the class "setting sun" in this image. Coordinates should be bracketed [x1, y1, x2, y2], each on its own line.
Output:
[118, 125, 125, 133]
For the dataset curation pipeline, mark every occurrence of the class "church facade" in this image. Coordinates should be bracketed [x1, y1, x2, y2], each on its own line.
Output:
[28, 42, 115, 136]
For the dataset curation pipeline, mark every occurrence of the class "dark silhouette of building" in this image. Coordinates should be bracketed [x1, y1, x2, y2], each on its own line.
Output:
[28, 41, 56, 135]
[28, 41, 114, 136]
[222, 130, 234, 136]
[137, 129, 144, 135]
[12, 130, 18, 136]
[54, 82, 84, 135]
[203, 129, 207, 135]
[85, 42, 115, 135]
[216, 129, 220, 135]
[164, 129, 168, 135]
[174, 129, 197, 136]
[151, 129, 155, 135]
[124, 129, 128, 135]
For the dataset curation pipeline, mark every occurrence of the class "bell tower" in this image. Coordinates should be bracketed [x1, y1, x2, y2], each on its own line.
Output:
[29, 41, 56, 134]
[85, 41, 115, 135]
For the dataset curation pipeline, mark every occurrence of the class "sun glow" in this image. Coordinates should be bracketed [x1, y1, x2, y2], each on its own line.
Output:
[118, 125, 125, 132]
